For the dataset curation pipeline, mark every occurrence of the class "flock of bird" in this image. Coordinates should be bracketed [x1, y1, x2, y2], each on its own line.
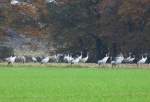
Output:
[3, 52, 149, 67]
[97, 53, 148, 67]
[4, 52, 89, 65]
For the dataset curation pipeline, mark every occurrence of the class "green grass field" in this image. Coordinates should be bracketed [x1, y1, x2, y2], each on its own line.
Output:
[0, 64, 150, 102]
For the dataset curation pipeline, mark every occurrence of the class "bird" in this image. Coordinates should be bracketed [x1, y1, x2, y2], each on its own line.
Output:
[10, 0, 20, 5]
[128, 57, 135, 63]
[70, 52, 82, 64]
[19, 56, 26, 64]
[71, 57, 80, 64]
[46, 0, 57, 4]
[15, 56, 25, 63]
[64, 54, 73, 63]
[38, 22, 47, 29]
[80, 52, 89, 63]
[124, 55, 131, 62]
[54, 54, 60, 63]
[69, 55, 74, 63]
[137, 56, 147, 65]
[111, 53, 124, 67]
[32, 57, 37, 63]
[64, 54, 69, 62]
[49, 54, 60, 63]
[124, 55, 135, 64]
[5, 56, 16, 65]
[41, 56, 50, 64]
[98, 54, 109, 65]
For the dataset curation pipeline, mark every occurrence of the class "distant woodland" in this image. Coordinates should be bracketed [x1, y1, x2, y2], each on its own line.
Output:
[0, 0, 150, 60]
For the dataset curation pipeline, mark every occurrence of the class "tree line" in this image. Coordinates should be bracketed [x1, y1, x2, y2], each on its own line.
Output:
[0, 0, 150, 61]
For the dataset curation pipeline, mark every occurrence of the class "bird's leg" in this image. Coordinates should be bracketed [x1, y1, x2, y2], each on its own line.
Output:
[112, 63, 115, 69]
[102, 64, 105, 69]
[7, 62, 13, 67]
[111, 64, 113, 69]
[136, 63, 139, 68]
[114, 64, 117, 70]
[98, 64, 101, 68]
[117, 64, 119, 68]
[8, 62, 11, 65]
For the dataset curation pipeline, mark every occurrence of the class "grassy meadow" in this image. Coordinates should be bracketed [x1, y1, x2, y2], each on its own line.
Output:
[0, 64, 150, 102]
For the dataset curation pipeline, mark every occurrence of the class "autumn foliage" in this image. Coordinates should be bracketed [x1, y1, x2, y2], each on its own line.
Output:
[0, 0, 150, 57]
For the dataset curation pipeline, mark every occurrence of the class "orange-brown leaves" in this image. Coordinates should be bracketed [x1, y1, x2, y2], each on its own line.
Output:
[11, 3, 39, 19]
[19, 27, 44, 37]
[119, 0, 150, 22]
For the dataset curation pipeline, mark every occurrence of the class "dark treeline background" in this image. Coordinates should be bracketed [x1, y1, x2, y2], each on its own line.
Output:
[0, 0, 150, 61]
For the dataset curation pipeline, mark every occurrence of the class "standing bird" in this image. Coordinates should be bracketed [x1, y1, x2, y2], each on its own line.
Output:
[19, 56, 26, 64]
[52, 54, 59, 63]
[137, 56, 147, 66]
[32, 57, 37, 63]
[71, 57, 80, 64]
[5, 56, 16, 65]
[64, 54, 72, 63]
[41, 56, 50, 64]
[15, 56, 26, 63]
[111, 54, 124, 67]
[64, 54, 70, 63]
[71, 52, 82, 64]
[80, 52, 89, 63]
[98, 54, 109, 65]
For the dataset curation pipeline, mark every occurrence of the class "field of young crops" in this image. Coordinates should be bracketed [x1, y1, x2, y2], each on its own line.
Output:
[0, 64, 150, 102]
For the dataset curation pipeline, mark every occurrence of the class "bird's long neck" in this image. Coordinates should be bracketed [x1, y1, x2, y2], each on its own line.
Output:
[106, 54, 108, 57]
[86, 53, 89, 58]
[80, 52, 82, 57]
